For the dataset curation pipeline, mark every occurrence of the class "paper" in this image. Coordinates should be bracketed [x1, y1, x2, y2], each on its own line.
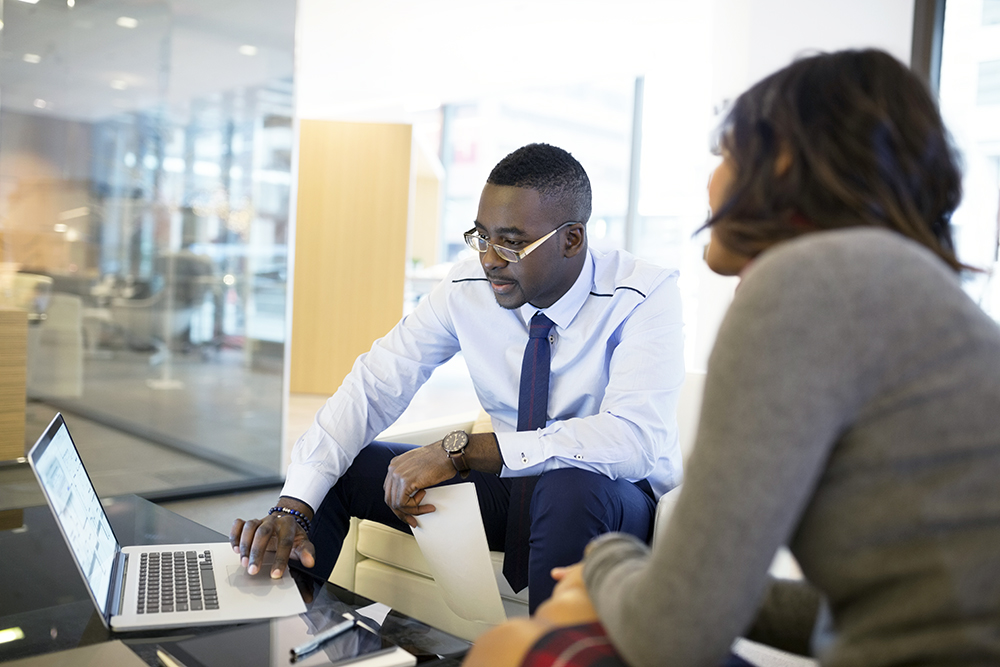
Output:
[410, 483, 507, 624]
[355, 601, 392, 627]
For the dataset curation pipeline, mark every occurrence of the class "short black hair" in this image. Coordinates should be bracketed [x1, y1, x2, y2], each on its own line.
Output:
[487, 143, 592, 223]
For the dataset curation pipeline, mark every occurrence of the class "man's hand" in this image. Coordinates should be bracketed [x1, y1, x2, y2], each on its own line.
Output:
[383, 442, 457, 527]
[230, 498, 316, 579]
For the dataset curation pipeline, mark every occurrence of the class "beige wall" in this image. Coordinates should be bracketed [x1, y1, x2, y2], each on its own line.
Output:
[290, 120, 414, 395]
[0, 308, 28, 460]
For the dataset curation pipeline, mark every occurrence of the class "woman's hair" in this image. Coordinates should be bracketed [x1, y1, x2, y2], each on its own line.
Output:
[705, 48, 966, 271]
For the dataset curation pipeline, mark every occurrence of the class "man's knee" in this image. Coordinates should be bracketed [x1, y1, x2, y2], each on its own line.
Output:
[531, 469, 653, 539]
[533, 469, 617, 511]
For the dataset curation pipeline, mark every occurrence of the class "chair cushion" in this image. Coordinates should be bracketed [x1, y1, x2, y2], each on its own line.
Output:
[356, 520, 529, 603]
[354, 559, 525, 642]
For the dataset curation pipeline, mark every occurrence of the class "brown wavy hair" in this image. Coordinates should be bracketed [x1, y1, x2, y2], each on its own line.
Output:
[704, 48, 967, 271]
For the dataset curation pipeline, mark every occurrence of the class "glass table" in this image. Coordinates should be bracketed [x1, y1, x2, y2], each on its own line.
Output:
[0, 494, 470, 665]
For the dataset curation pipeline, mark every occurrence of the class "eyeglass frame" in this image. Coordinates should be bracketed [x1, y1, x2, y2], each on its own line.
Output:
[463, 221, 582, 263]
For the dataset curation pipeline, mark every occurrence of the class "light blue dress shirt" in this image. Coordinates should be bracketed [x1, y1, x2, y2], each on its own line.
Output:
[282, 248, 685, 510]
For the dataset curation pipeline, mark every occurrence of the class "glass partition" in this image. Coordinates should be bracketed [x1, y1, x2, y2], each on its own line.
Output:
[0, 0, 296, 495]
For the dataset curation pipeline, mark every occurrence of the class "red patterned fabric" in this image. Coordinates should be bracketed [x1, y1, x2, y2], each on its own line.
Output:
[521, 622, 628, 667]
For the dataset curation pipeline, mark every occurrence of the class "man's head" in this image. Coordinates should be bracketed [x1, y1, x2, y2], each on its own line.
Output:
[472, 144, 591, 310]
[486, 143, 592, 223]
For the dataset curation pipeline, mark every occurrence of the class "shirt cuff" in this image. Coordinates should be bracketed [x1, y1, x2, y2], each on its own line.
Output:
[495, 430, 548, 474]
[281, 463, 336, 512]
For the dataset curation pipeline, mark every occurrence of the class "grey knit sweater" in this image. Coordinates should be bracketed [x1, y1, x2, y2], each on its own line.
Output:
[584, 228, 1000, 667]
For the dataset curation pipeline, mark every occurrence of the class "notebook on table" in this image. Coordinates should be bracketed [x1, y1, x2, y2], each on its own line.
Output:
[27, 412, 307, 631]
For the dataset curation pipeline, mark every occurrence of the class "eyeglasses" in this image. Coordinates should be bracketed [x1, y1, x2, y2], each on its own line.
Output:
[463, 221, 580, 263]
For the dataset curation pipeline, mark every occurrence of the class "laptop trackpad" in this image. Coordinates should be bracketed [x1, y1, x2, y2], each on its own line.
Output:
[226, 557, 292, 591]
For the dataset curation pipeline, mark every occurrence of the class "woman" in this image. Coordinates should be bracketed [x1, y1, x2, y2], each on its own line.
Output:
[466, 48, 1000, 667]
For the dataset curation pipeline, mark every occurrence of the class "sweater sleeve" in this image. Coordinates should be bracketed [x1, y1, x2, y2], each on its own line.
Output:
[583, 242, 873, 667]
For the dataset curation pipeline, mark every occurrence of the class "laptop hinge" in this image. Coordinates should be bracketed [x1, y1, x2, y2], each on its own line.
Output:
[109, 551, 128, 619]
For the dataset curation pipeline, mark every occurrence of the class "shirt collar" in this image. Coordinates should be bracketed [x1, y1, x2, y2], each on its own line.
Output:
[518, 250, 594, 330]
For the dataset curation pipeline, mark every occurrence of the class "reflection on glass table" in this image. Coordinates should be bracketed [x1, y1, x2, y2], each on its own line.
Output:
[0, 493, 469, 666]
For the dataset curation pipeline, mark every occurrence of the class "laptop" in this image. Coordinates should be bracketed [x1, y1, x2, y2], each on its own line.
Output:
[27, 412, 307, 631]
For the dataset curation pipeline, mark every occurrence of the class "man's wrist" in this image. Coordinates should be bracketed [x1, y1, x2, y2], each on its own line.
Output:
[276, 496, 315, 521]
[466, 432, 504, 475]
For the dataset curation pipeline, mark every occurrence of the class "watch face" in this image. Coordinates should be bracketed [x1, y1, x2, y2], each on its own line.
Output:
[443, 431, 467, 454]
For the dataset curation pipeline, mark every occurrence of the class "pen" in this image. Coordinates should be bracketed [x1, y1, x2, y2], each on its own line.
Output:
[290, 614, 358, 663]
[156, 648, 188, 667]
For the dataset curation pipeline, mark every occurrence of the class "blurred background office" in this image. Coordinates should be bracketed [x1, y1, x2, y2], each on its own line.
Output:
[0, 0, 997, 504]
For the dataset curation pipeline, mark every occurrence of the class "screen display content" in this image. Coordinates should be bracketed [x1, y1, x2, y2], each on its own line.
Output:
[33, 424, 119, 614]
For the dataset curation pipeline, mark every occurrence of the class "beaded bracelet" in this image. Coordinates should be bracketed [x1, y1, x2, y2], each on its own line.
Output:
[268, 506, 312, 534]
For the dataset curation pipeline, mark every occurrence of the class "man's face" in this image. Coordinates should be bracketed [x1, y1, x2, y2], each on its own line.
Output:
[473, 184, 584, 310]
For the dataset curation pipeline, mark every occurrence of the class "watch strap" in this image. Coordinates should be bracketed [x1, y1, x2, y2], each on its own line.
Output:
[450, 449, 471, 479]
[443, 430, 471, 479]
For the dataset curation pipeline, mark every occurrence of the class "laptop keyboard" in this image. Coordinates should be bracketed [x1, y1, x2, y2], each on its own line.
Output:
[137, 549, 219, 614]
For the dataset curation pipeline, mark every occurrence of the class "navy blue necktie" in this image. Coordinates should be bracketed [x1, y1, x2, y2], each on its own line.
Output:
[503, 312, 555, 593]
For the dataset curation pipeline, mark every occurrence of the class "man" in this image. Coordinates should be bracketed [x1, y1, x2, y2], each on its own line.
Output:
[232, 143, 685, 611]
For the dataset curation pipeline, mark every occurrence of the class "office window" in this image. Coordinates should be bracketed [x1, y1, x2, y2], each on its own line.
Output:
[984, 0, 1000, 24]
[939, 0, 1000, 317]
[0, 0, 296, 496]
[978, 60, 1000, 104]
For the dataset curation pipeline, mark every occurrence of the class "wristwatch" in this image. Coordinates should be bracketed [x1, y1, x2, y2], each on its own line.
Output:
[441, 430, 471, 479]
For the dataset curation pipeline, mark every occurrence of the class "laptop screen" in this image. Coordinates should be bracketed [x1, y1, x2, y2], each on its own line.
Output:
[31, 416, 119, 616]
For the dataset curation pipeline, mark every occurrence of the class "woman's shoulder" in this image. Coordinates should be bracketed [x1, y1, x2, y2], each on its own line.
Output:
[742, 227, 960, 298]
[752, 227, 952, 277]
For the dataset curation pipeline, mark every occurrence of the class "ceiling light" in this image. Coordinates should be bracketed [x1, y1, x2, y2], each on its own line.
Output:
[110, 80, 128, 90]
[239, 45, 258, 56]
[116, 16, 138, 28]
[23, 54, 41, 64]
[0, 20, 5, 31]
[67, 0, 75, 6]
[54, 223, 68, 233]
[33, 99, 47, 109]
[18, 0, 41, 4]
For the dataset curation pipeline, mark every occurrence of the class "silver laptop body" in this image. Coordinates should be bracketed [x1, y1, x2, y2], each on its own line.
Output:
[27, 412, 306, 631]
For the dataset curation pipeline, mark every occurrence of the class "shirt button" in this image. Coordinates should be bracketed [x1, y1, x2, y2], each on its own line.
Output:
[548, 335, 555, 344]
[574, 454, 583, 460]
[521, 453, 529, 464]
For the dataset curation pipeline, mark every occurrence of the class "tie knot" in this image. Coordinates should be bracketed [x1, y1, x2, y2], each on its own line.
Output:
[528, 313, 554, 339]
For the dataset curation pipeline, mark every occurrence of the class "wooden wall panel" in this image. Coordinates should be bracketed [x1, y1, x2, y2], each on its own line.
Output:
[290, 121, 413, 395]
[0, 308, 28, 460]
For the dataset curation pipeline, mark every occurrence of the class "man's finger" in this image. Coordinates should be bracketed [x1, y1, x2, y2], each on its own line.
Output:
[269, 518, 298, 578]
[238, 518, 262, 567]
[246, 518, 275, 575]
[230, 518, 246, 552]
[293, 540, 316, 569]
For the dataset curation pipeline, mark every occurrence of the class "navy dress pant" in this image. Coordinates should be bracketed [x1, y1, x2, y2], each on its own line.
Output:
[306, 441, 657, 613]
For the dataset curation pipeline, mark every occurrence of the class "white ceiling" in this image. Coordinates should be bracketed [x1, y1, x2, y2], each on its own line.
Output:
[0, 0, 296, 123]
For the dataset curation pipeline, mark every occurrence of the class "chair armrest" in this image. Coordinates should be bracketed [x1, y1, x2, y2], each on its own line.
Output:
[376, 410, 481, 446]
